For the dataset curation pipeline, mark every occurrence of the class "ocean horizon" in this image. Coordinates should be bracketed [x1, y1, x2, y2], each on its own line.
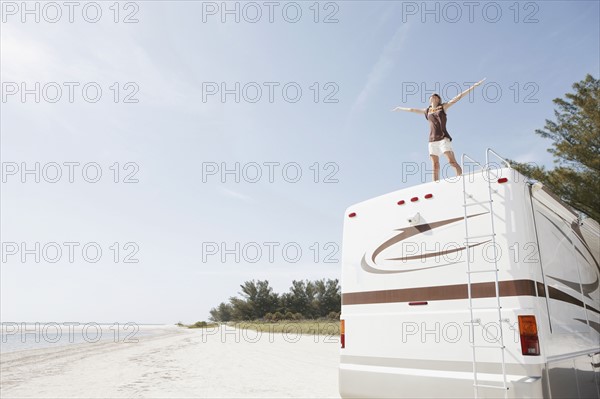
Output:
[0, 322, 175, 353]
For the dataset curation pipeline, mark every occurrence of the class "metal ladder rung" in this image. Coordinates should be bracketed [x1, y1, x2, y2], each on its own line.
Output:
[463, 200, 493, 207]
[471, 345, 505, 349]
[465, 233, 496, 240]
[466, 269, 499, 274]
[473, 384, 508, 390]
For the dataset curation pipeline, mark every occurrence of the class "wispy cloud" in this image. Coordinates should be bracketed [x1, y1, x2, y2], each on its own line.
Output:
[351, 23, 410, 112]
[218, 186, 253, 202]
[1, 30, 59, 81]
[1, 23, 204, 112]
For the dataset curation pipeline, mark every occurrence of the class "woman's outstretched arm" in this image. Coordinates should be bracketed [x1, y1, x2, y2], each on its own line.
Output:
[391, 106, 426, 114]
[443, 78, 486, 111]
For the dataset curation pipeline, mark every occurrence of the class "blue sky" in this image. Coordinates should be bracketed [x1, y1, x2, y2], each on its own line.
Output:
[1, 1, 599, 323]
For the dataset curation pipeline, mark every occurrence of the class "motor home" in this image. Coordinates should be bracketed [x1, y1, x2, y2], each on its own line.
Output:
[339, 149, 600, 398]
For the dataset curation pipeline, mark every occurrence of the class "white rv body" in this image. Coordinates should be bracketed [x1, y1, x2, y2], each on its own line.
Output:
[339, 153, 600, 398]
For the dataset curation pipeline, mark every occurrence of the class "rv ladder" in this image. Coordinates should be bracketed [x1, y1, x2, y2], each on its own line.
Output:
[473, 384, 509, 390]
[464, 233, 496, 241]
[463, 200, 494, 207]
[461, 149, 511, 399]
[467, 269, 499, 274]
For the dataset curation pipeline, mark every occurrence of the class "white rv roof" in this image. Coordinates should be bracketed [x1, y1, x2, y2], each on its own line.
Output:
[346, 167, 520, 211]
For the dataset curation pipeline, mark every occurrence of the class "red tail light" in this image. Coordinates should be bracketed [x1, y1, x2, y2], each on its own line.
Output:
[397, 200, 405, 205]
[348, 212, 356, 218]
[340, 319, 345, 349]
[410, 197, 419, 202]
[424, 193, 433, 199]
[518, 315, 540, 356]
[498, 177, 508, 184]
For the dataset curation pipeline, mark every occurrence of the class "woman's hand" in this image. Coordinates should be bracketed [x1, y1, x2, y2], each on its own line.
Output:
[444, 78, 486, 111]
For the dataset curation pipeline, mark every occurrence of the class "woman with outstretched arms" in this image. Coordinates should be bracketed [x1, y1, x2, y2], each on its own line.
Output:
[392, 78, 486, 181]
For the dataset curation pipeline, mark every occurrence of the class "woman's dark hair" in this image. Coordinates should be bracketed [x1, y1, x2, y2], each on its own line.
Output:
[427, 94, 443, 113]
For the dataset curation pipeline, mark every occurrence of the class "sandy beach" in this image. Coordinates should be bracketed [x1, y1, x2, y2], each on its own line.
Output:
[1, 325, 340, 398]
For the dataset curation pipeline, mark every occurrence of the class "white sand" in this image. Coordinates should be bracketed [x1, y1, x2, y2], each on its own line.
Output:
[1, 325, 340, 398]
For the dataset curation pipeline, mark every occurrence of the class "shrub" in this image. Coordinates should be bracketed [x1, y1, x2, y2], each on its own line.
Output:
[327, 311, 341, 320]
[272, 311, 284, 321]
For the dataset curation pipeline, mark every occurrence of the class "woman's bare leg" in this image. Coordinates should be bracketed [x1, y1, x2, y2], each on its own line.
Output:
[430, 155, 440, 181]
[444, 151, 462, 176]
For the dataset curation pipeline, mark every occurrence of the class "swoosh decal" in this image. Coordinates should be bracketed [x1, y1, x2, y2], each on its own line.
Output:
[361, 212, 488, 274]
[537, 212, 600, 298]
[532, 190, 598, 270]
[371, 215, 469, 262]
[387, 240, 490, 261]
[360, 254, 462, 274]
[571, 221, 600, 269]
[538, 211, 600, 272]
[548, 274, 599, 299]
[575, 318, 600, 335]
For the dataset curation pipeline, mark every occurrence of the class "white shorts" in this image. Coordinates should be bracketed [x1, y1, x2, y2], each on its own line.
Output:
[428, 137, 453, 157]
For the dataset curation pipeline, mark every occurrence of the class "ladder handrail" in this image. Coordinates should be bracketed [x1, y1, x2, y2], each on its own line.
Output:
[484, 164, 508, 396]
[462, 153, 500, 182]
[486, 148, 512, 169]
[461, 153, 485, 172]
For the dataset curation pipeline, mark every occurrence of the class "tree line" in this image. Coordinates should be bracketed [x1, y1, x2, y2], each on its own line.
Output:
[209, 279, 341, 322]
[512, 74, 599, 221]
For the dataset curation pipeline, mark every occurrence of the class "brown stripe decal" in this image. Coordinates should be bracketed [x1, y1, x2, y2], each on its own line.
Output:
[342, 279, 537, 305]
[536, 281, 546, 297]
[342, 279, 600, 316]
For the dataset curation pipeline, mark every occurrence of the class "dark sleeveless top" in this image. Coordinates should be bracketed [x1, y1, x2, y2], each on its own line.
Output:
[425, 105, 452, 142]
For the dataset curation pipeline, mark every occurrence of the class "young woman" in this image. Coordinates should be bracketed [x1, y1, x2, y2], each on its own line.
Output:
[392, 78, 485, 181]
